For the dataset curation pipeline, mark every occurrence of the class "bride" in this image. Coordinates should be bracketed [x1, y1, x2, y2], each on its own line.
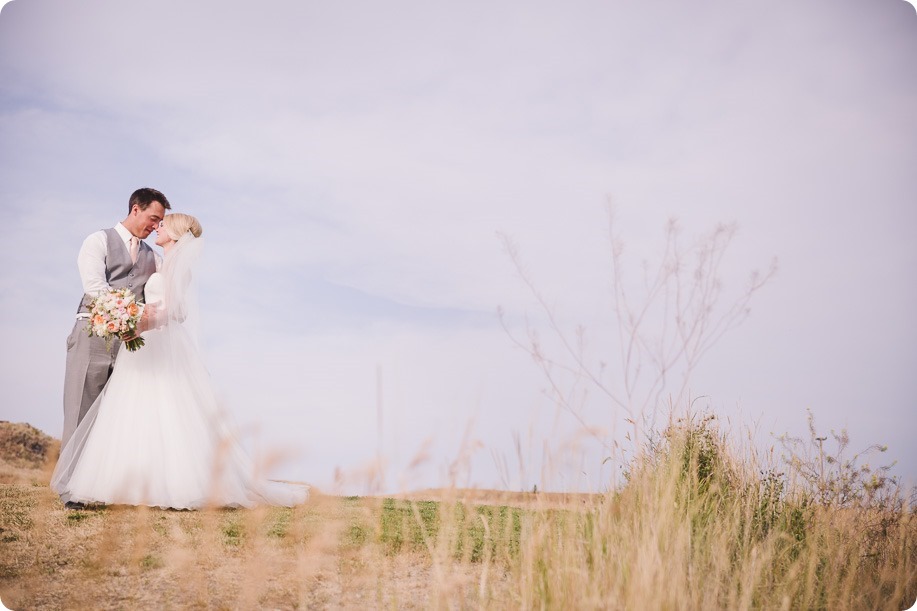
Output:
[52, 213, 308, 509]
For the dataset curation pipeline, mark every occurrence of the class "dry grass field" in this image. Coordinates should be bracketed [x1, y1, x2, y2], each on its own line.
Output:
[1, 420, 915, 610]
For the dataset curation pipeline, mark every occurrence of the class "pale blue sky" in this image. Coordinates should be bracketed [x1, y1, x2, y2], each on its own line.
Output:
[1, 0, 915, 493]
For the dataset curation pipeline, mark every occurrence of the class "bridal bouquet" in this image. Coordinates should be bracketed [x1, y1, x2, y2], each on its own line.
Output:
[85, 287, 145, 352]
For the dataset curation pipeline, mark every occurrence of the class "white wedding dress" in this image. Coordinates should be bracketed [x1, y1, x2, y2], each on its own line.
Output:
[52, 235, 308, 509]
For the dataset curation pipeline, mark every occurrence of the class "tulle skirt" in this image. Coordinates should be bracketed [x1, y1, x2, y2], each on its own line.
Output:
[52, 326, 308, 509]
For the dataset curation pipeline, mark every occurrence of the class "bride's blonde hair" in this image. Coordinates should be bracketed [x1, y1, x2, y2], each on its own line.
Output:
[163, 213, 203, 240]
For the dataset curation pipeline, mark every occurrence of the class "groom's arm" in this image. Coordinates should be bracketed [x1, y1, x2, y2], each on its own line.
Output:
[77, 231, 110, 296]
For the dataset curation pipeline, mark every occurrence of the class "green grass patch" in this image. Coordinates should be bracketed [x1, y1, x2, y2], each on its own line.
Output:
[66, 511, 92, 525]
[221, 512, 245, 547]
[140, 553, 163, 570]
[265, 507, 293, 539]
[375, 498, 523, 562]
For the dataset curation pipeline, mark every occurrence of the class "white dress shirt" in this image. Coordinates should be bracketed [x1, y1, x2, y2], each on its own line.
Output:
[76, 223, 162, 317]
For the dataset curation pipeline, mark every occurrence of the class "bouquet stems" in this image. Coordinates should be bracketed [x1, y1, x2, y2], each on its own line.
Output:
[122, 336, 146, 352]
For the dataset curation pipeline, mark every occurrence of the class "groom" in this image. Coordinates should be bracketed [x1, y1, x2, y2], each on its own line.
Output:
[62, 188, 171, 449]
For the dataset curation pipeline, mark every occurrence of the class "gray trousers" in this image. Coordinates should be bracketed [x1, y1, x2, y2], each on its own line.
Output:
[62, 318, 121, 448]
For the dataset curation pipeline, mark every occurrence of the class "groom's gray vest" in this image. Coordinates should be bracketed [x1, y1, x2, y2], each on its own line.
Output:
[77, 228, 157, 313]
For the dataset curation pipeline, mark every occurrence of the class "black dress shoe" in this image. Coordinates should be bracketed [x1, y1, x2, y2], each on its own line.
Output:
[64, 501, 85, 509]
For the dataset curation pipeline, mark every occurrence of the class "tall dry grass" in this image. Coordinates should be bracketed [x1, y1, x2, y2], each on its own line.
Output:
[1, 414, 915, 609]
[481, 212, 914, 608]
[485, 414, 915, 610]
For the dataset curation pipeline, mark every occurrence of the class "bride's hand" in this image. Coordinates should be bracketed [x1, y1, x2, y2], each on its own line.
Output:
[135, 304, 157, 334]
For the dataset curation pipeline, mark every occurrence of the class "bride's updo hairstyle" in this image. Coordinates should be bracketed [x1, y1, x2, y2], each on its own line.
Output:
[163, 213, 203, 240]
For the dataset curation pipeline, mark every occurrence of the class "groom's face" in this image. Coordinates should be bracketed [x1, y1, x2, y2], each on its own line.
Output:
[132, 202, 166, 239]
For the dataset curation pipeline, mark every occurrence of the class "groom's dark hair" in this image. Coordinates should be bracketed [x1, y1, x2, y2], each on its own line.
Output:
[128, 187, 171, 213]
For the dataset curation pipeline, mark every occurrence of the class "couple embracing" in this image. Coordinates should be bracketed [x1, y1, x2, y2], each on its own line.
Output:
[52, 188, 308, 510]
